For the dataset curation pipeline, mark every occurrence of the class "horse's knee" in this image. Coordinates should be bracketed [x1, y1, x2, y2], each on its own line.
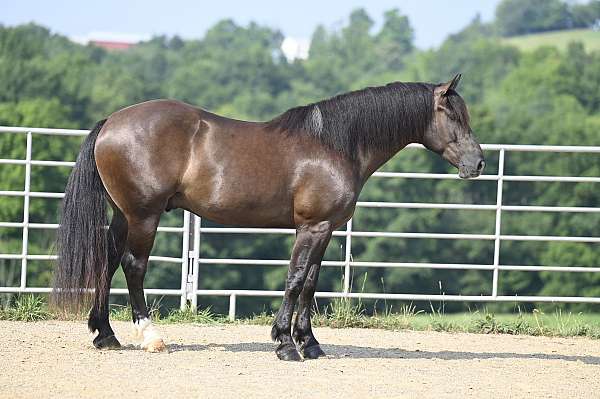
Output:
[311, 220, 332, 235]
[298, 221, 332, 241]
[286, 282, 304, 297]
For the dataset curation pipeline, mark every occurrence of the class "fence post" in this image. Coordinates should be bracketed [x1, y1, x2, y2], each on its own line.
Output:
[343, 218, 353, 295]
[228, 294, 237, 321]
[180, 211, 191, 309]
[492, 149, 505, 297]
[188, 215, 201, 309]
[20, 132, 32, 291]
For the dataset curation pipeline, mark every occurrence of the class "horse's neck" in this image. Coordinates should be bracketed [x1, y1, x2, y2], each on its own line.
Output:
[354, 114, 427, 182]
[357, 139, 417, 184]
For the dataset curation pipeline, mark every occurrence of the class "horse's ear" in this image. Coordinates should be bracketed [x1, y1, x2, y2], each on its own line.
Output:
[449, 73, 461, 91]
[437, 73, 462, 97]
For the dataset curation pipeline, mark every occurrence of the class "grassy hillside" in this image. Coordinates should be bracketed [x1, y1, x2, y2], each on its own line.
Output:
[504, 28, 600, 52]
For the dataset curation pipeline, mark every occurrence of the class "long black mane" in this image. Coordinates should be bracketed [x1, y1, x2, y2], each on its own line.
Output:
[267, 82, 436, 158]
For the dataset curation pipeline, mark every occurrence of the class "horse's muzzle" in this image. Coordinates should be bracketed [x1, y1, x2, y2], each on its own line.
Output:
[459, 157, 485, 179]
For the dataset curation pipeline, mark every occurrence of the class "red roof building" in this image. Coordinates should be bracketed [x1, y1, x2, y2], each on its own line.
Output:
[90, 40, 136, 51]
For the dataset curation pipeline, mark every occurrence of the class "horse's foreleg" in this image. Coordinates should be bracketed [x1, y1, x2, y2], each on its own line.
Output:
[293, 262, 325, 359]
[88, 208, 128, 349]
[121, 215, 166, 352]
[271, 221, 332, 361]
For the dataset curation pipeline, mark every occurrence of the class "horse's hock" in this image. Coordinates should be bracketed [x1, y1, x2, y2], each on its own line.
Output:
[1, 320, 599, 398]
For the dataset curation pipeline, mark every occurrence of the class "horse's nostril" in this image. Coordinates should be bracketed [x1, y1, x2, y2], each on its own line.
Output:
[477, 159, 485, 172]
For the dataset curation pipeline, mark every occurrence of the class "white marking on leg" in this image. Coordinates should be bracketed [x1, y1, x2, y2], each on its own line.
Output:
[133, 318, 162, 349]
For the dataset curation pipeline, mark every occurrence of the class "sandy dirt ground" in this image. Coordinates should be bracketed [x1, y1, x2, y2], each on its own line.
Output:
[1, 321, 599, 399]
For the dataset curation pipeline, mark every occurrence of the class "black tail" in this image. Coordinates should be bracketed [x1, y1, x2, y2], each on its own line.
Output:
[52, 119, 109, 313]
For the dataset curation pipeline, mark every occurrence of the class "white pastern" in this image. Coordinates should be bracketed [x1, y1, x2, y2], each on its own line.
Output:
[133, 318, 162, 349]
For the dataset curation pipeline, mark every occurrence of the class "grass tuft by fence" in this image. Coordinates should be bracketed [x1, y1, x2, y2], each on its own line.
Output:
[0, 295, 51, 321]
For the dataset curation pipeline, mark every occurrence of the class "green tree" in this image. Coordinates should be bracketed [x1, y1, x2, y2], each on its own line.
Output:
[495, 0, 573, 36]
[571, 1, 600, 28]
[375, 9, 414, 71]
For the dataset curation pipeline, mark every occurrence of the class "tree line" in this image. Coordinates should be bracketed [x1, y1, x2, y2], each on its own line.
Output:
[496, 0, 600, 36]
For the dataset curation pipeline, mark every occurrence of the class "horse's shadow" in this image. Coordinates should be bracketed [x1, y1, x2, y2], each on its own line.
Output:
[166, 342, 600, 365]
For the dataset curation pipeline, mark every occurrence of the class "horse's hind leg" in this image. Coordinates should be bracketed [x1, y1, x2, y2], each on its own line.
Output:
[89, 206, 128, 349]
[121, 214, 166, 352]
[293, 262, 326, 359]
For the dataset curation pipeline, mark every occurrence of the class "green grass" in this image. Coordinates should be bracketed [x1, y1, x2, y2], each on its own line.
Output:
[160, 305, 220, 324]
[0, 295, 51, 321]
[110, 302, 221, 324]
[503, 28, 600, 52]
[2, 295, 600, 339]
[409, 309, 600, 337]
[242, 300, 600, 339]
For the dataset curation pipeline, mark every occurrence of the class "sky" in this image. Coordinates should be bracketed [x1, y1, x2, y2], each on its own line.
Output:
[2, 0, 501, 49]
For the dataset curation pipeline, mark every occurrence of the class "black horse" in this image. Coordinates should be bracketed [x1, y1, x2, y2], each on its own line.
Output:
[53, 74, 484, 361]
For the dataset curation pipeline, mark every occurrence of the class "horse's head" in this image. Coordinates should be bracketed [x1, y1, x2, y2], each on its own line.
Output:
[422, 74, 485, 179]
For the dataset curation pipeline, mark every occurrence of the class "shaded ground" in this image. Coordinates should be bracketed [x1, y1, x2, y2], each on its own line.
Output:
[2, 321, 599, 398]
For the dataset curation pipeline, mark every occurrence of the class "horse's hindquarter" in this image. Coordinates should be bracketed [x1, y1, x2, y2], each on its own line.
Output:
[179, 114, 358, 228]
[95, 100, 200, 217]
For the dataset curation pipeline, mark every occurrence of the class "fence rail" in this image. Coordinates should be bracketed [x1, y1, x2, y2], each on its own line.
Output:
[0, 126, 599, 319]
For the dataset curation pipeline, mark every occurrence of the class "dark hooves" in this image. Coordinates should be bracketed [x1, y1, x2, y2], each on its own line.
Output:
[302, 344, 326, 359]
[276, 343, 302, 361]
[93, 334, 121, 350]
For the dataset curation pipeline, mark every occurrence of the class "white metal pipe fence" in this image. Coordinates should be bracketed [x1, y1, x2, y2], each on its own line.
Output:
[1, 126, 600, 319]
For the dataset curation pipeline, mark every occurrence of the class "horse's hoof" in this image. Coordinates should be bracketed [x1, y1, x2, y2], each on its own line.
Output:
[276, 343, 302, 361]
[144, 339, 168, 353]
[93, 334, 121, 350]
[302, 344, 326, 359]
